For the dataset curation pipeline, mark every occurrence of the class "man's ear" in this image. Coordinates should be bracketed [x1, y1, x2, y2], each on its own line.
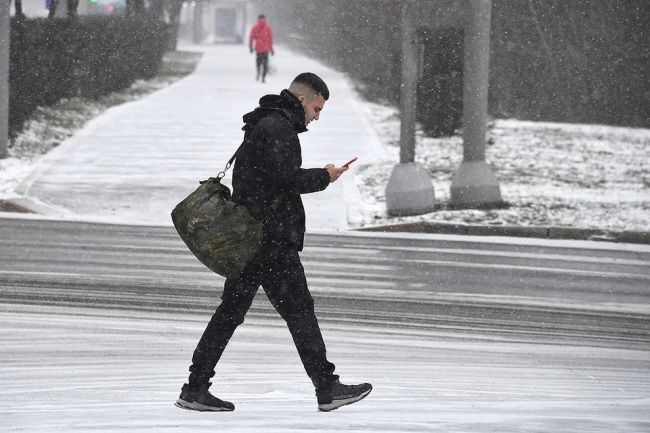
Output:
[297, 95, 305, 104]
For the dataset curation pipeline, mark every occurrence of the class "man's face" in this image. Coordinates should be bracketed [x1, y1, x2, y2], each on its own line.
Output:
[299, 94, 326, 126]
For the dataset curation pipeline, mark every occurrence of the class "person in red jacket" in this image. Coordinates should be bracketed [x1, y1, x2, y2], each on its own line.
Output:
[249, 14, 274, 82]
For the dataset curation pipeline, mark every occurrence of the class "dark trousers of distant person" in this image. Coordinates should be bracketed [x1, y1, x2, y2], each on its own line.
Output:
[256, 52, 269, 82]
[187, 243, 338, 390]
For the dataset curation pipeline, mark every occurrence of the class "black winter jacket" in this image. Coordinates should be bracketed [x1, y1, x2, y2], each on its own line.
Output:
[232, 89, 330, 250]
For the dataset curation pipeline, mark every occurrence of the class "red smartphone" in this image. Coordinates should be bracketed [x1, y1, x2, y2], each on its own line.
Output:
[343, 157, 358, 167]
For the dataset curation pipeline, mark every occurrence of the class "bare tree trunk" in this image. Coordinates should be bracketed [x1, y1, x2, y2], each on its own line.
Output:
[166, 0, 183, 51]
[1, 0, 8, 158]
[526, 0, 558, 79]
[192, 0, 203, 44]
[67, 0, 79, 18]
[48, 0, 58, 19]
[149, 0, 165, 20]
[127, 0, 145, 15]
[14, 0, 25, 20]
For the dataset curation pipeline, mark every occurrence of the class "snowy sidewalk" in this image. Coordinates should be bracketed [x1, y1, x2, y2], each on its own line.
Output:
[15, 44, 385, 228]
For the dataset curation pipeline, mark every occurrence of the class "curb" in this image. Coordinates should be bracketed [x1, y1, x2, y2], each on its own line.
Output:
[3, 197, 648, 245]
[0, 197, 72, 217]
[356, 221, 650, 245]
[0, 199, 34, 214]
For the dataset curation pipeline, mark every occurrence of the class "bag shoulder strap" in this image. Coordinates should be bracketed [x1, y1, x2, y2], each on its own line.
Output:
[216, 139, 246, 181]
[220, 108, 291, 180]
[216, 134, 285, 219]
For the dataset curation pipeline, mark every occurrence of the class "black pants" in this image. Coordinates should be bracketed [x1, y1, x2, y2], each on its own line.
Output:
[187, 244, 337, 390]
[255, 52, 269, 81]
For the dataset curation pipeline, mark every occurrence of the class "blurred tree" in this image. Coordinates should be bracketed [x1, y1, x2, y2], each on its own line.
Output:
[191, 0, 650, 128]
[149, 0, 165, 19]
[47, 0, 58, 19]
[126, 0, 145, 15]
[67, 0, 79, 18]
[192, 0, 203, 44]
[166, 0, 183, 50]
[13, 0, 25, 20]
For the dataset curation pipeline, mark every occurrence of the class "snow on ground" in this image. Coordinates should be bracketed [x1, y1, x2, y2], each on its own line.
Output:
[0, 157, 32, 198]
[2, 41, 649, 433]
[0, 50, 202, 202]
[2, 303, 649, 433]
[4, 44, 385, 227]
[1, 45, 649, 232]
[356, 103, 650, 232]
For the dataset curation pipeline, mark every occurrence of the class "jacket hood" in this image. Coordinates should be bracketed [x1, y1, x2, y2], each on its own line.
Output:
[242, 89, 307, 133]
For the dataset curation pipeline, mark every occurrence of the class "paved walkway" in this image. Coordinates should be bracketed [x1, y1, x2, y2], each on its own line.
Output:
[16, 43, 385, 228]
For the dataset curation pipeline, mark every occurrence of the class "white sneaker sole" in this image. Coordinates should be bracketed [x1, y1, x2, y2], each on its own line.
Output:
[318, 388, 372, 412]
[175, 399, 234, 412]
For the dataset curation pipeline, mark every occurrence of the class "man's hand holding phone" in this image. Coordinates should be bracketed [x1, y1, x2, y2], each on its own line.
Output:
[325, 157, 357, 183]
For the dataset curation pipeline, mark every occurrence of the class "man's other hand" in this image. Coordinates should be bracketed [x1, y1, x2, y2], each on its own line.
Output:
[325, 164, 349, 183]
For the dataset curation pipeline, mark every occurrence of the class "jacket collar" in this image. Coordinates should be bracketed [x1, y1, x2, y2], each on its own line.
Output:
[278, 89, 308, 133]
[242, 89, 307, 133]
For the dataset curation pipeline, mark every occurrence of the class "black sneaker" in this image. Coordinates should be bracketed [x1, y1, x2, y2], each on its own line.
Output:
[175, 383, 235, 412]
[317, 380, 372, 412]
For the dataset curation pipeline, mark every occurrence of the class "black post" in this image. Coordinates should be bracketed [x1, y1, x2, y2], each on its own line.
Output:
[0, 0, 8, 159]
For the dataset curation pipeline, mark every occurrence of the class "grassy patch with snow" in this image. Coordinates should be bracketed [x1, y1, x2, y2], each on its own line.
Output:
[355, 103, 650, 232]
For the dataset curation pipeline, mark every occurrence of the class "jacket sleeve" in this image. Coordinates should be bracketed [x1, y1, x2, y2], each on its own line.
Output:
[249, 26, 256, 50]
[291, 168, 330, 194]
[261, 119, 330, 195]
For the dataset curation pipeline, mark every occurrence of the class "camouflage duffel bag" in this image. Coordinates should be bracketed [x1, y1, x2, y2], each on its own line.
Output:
[171, 176, 262, 280]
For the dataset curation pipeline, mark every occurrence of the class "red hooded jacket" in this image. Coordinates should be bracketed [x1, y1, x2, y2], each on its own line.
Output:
[249, 17, 274, 53]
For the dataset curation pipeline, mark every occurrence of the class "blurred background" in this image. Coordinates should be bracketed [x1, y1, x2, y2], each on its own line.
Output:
[7, 0, 649, 140]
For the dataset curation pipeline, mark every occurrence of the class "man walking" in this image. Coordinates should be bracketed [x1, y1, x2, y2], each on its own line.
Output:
[176, 73, 372, 412]
[249, 14, 274, 82]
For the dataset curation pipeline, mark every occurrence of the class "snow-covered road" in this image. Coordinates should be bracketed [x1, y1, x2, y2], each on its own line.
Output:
[1, 217, 650, 432]
[2, 303, 649, 433]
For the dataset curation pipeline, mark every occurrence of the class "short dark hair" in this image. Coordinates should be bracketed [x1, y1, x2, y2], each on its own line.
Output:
[258, 14, 265, 19]
[292, 72, 330, 100]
